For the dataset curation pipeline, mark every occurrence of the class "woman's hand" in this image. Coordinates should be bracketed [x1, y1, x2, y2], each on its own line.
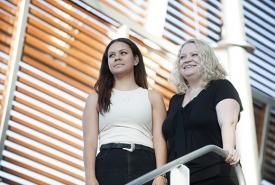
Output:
[85, 177, 99, 185]
[152, 175, 167, 185]
[224, 148, 241, 165]
[85, 171, 99, 185]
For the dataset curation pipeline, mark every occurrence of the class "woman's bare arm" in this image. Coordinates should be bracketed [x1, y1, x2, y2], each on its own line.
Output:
[216, 99, 241, 165]
[149, 90, 167, 185]
[82, 92, 99, 185]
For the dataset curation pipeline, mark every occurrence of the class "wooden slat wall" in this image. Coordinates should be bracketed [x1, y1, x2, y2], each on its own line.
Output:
[0, 0, 27, 184]
[0, 0, 18, 113]
[1, 0, 273, 184]
[0, 0, 176, 184]
[100, 0, 149, 26]
[1, 0, 114, 184]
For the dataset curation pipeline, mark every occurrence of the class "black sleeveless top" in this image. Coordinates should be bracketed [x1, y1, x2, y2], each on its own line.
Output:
[162, 79, 243, 183]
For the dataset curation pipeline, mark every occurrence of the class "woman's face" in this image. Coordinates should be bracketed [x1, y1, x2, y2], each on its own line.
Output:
[107, 42, 138, 76]
[179, 43, 201, 80]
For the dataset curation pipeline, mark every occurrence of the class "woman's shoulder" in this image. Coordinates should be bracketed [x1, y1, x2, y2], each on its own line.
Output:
[211, 79, 231, 85]
[209, 79, 243, 110]
[147, 89, 166, 109]
[208, 79, 234, 89]
[86, 91, 98, 103]
[168, 93, 184, 106]
[171, 93, 184, 100]
[83, 91, 99, 113]
[148, 89, 164, 100]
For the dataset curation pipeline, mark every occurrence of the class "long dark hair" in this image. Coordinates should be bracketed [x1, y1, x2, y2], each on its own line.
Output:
[94, 38, 148, 114]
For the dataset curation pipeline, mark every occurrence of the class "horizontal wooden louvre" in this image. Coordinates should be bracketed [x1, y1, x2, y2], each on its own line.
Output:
[99, 0, 149, 26]
[0, 0, 17, 110]
[243, 0, 275, 99]
[0, 0, 18, 63]
[0, 1, 29, 184]
[164, 0, 222, 45]
[4, 0, 274, 184]
[0, 0, 180, 183]
[1, 0, 120, 184]
[129, 32, 176, 106]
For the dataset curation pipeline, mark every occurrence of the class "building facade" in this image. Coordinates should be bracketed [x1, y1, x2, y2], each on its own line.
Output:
[0, 0, 274, 184]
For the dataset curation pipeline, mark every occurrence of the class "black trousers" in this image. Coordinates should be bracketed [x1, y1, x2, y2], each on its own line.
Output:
[191, 176, 239, 185]
[95, 147, 156, 185]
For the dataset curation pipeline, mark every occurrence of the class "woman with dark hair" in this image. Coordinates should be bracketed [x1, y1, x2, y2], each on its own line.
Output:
[163, 39, 243, 185]
[82, 38, 167, 185]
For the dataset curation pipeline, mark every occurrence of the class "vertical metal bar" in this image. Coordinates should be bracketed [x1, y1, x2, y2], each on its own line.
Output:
[0, 0, 30, 161]
[220, 0, 260, 184]
[192, 0, 201, 39]
[259, 105, 271, 177]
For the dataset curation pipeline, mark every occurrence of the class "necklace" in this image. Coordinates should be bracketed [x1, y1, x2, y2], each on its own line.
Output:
[113, 89, 136, 102]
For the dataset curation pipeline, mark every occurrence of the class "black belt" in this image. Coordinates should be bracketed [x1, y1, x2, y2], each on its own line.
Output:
[100, 143, 154, 153]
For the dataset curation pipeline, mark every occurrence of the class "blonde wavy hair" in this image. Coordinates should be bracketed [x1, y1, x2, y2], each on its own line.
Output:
[169, 39, 227, 94]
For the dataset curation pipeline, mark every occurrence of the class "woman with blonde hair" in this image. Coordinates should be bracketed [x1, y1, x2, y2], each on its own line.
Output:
[162, 39, 243, 185]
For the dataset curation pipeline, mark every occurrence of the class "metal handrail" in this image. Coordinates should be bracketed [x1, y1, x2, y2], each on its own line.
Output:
[126, 145, 246, 185]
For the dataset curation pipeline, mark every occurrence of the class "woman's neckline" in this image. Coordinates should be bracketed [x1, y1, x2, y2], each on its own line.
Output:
[113, 87, 141, 92]
[181, 89, 203, 108]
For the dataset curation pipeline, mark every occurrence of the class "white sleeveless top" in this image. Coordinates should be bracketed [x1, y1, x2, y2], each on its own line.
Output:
[98, 87, 153, 148]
